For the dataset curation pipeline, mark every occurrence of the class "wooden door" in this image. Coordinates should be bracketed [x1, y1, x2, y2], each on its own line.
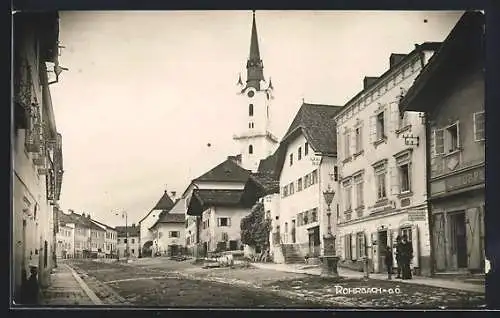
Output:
[466, 207, 482, 271]
[378, 230, 387, 273]
[433, 213, 447, 271]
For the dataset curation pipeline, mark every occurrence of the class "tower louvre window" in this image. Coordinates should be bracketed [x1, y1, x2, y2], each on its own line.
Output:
[249, 104, 254, 117]
[249, 144, 253, 154]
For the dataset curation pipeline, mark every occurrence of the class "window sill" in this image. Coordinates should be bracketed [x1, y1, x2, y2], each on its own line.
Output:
[395, 125, 412, 135]
[373, 198, 388, 208]
[344, 209, 353, 215]
[397, 191, 413, 199]
[443, 149, 461, 158]
[353, 150, 364, 158]
[355, 205, 365, 212]
[342, 156, 352, 164]
[373, 137, 387, 147]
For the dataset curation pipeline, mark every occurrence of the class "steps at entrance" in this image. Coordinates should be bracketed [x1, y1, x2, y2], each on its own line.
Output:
[281, 244, 304, 264]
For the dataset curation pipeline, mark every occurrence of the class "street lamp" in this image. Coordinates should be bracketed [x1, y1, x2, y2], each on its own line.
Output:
[323, 185, 335, 239]
[116, 211, 129, 261]
[320, 184, 339, 278]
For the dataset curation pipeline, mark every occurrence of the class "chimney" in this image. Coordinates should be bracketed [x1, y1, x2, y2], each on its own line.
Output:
[389, 53, 407, 68]
[87, 214, 91, 219]
[363, 77, 379, 90]
[68, 209, 74, 214]
[171, 191, 177, 201]
[228, 154, 242, 165]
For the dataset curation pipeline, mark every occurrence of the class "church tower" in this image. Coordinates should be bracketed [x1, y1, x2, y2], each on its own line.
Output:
[234, 11, 278, 172]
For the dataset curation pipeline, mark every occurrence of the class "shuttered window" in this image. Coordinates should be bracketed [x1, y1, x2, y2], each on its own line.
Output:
[344, 234, 352, 260]
[473, 111, 485, 141]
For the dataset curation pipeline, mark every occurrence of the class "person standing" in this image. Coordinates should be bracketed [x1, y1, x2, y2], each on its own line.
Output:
[395, 235, 402, 279]
[384, 245, 394, 280]
[401, 234, 413, 280]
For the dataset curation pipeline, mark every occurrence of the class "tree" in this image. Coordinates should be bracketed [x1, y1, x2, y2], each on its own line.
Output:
[240, 202, 271, 250]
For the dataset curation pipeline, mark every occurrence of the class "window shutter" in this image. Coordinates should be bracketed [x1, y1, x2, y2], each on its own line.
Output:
[390, 163, 400, 195]
[350, 129, 356, 156]
[456, 121, 461, 149]
[337, 128, 343, 161]
[227, 218, 231, 227]
[369, 115, 377, 143]
[390, 103, 400, 133]
[383, 109, 389, 137]
[361, 233, 366, 257]
[352, 233, 357, 261]
[466, 207, 481, 270]
[434, 129, 445, 155]
[342, 235, 347, 260]
[474, 112, 485, 141]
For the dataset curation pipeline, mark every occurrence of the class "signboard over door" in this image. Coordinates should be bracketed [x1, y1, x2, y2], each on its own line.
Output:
[408, 209, 426, 221]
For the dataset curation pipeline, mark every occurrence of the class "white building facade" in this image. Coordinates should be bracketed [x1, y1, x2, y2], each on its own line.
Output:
[56, 223, 74, 259]
[333, 43, 441, 276]
[274, 103, 342, 263]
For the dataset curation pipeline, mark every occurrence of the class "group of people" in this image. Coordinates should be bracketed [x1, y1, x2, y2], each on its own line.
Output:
[384, 234, 414, 280]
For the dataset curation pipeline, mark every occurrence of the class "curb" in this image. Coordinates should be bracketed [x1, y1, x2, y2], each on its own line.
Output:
[65, 264, 103, 305]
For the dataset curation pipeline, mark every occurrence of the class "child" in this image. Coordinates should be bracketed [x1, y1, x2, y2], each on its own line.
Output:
[384, 245, 394, 280]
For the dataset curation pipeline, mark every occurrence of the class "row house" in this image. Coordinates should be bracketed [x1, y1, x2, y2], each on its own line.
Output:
[70, 212, 106, 258]
[400, 12, 485, 274]
[138, 190, 176, 257]
[149, 198, 185, 256]
[116, 224, 141, 258]
[184, 157, 257, 257]
[333, 42, 442, 275]
[91, 219, 118, 258]
[12, 11, 64, 303]
[271, 102, 342, 263]
[56, 210, 75, 259]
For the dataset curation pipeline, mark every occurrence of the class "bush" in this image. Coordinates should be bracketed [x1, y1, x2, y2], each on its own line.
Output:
[240, 202, 271, 251]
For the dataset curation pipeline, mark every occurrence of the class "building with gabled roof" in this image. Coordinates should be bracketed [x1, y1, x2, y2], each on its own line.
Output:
[138, 190, 176, 257]
[272, 102, 343, 263]
[333, 39, 442, 275]
[116, 224, 141, 258]
[399, 11, 485, 274]
[149, 200, 186, 257]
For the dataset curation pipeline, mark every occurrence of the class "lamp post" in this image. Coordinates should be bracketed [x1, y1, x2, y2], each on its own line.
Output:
[320, 184, 339, 278]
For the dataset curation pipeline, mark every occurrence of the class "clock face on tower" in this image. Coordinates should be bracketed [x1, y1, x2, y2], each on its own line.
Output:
[247, 91, 255, 98]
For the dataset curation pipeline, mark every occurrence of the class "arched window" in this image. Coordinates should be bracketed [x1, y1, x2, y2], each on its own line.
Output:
[249, 104, 254, 116]
[249, 144, 253, 154]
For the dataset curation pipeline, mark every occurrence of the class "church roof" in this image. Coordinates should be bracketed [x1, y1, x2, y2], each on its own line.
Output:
[194, 158, 251, 183]
[249, 10, 261, 61]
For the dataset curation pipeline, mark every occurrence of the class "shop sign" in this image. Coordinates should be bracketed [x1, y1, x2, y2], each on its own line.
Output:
[445, 167, 485, 192]
[408, 209, 426, 221]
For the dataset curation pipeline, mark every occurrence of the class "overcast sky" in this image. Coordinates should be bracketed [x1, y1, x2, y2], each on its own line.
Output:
[49, 10, 463, 227]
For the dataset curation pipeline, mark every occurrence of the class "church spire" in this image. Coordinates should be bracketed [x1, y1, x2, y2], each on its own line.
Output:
[246, 10, 265, 91]
[249, 10, 260, 61]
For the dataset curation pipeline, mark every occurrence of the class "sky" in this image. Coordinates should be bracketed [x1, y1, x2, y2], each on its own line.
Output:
[49, 10, 463, 227]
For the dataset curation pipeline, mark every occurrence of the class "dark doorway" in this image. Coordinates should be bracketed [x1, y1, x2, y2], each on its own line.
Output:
[203, 242, 208, 257]
[291, 220, 296, 243]
[450, 211, 468, 269]
[378, 230, 388, 273]
[308, 226, 320, 257]
[229, 240, 238, 250]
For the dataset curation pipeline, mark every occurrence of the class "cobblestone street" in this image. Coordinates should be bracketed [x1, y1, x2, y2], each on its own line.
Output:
[67, 258, 485, 308]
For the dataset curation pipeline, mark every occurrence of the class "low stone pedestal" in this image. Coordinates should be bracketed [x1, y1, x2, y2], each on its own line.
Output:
[319, 255, 340, 278]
